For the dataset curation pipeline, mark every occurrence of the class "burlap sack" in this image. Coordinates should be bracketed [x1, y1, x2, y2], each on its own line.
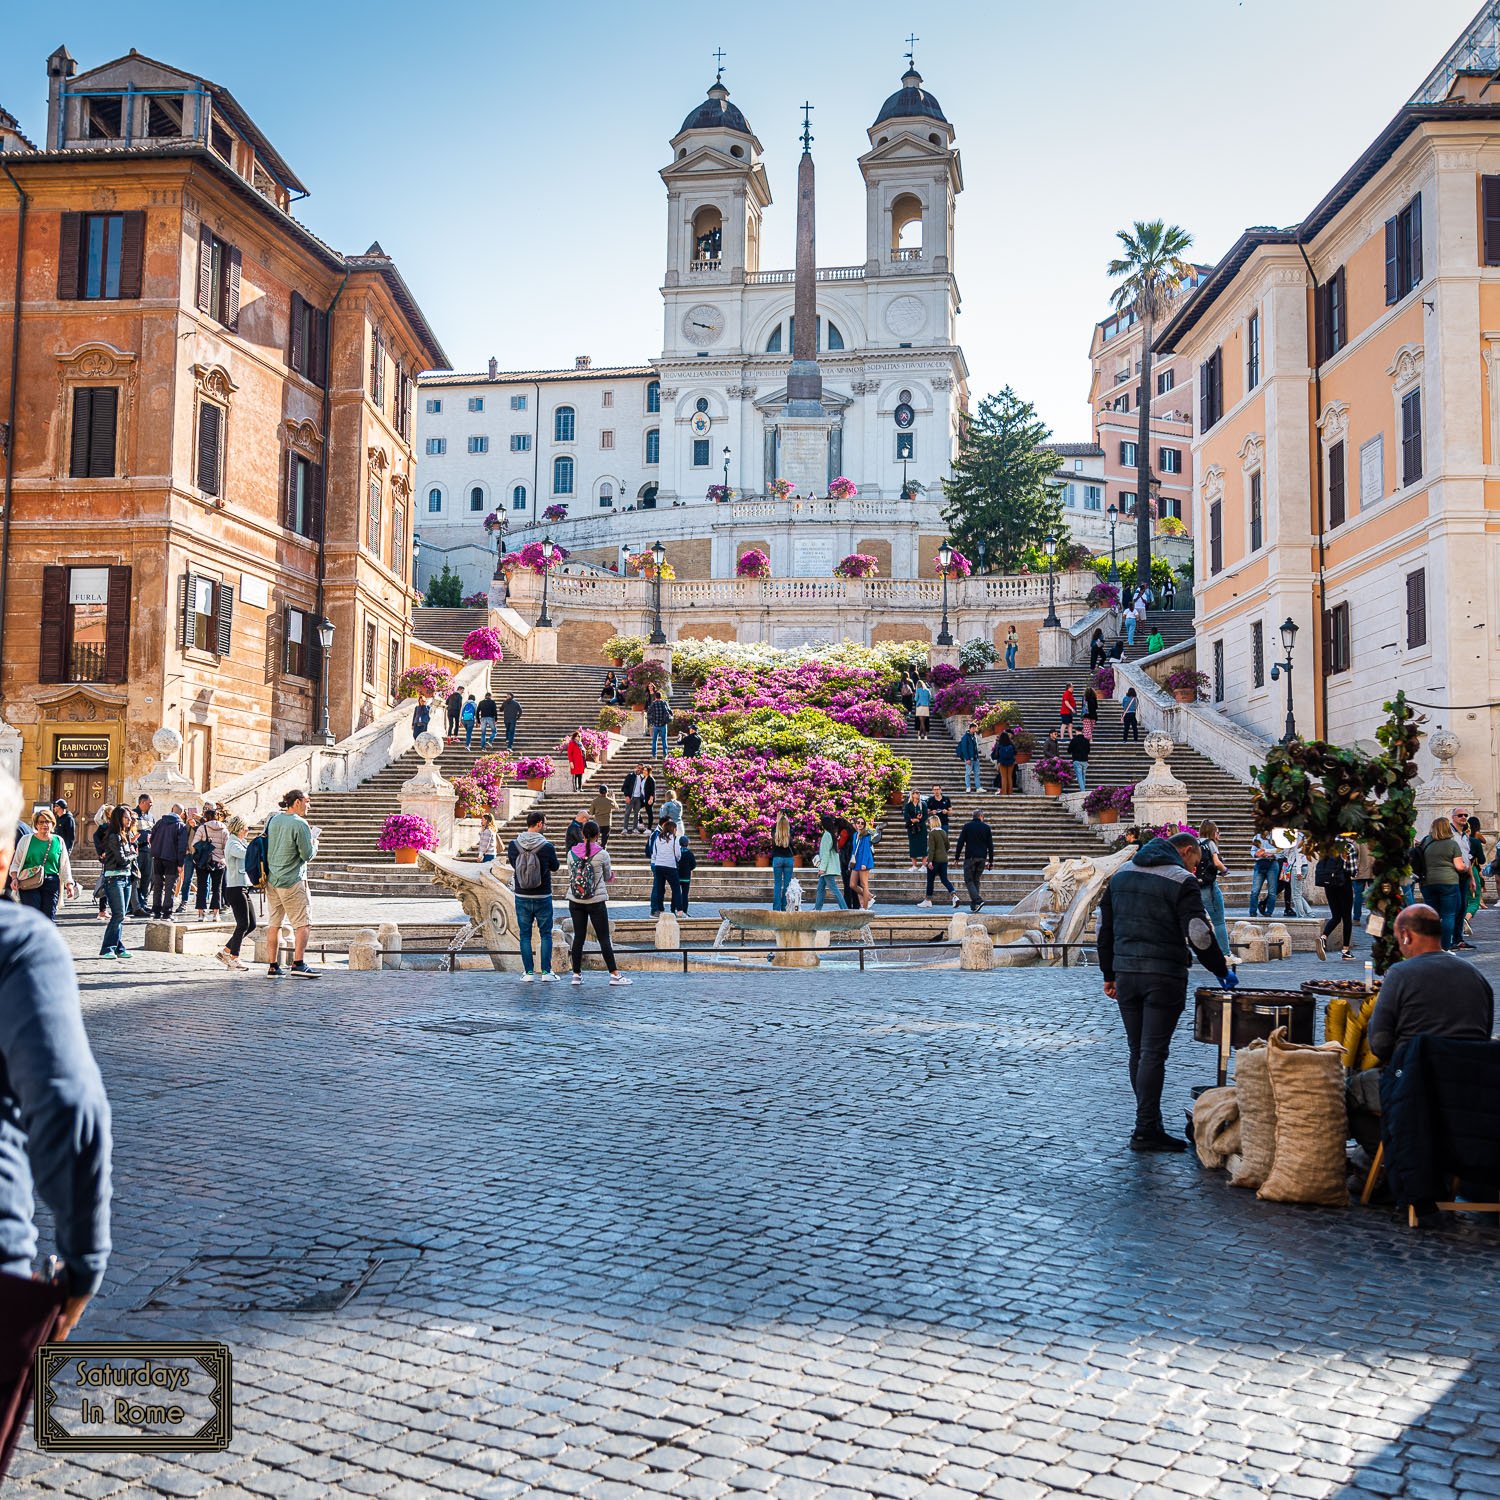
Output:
[1228, 1041, 1276, 1189]
[1192, 1086, 1241, 1170]
[1258, 1027, 1349, 1207]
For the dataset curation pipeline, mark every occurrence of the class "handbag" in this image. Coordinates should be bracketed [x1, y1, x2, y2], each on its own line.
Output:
[14, 837, 52, 892]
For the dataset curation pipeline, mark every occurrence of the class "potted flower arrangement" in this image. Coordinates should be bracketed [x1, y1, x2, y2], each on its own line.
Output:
[504, 540, 569, 574]
[833, 552, 879, 580]
[1082, 784, 1135, 825]
[827, 476, 858, 500]
[597, 704, 627, 733]
[736, 548, 772, 580]
[460, 626, 504, 662]
[1164, 667, 1211, 704]
[626, 551, 676, 582]
[929, 662, 963, 690]
[973, 700, 1022, 736]
[933, 680, 986, 719]
[1087, 580, 1122, 611]
[482, 510, 507, 536]
[542, 502, 569, 524]
[623, 660, 670, 707]
[461, 591, 489, 608]
[706, 483, 734, 503]
[1032, 756, 1077, 797]
[935, 548, 972, 580]
[602, 633, 646, 668]
[396, 663, 455, 701]
[1010, 728, 1036, 764]
[768, 477, 793, 500]
[1093, 663, 1116, 697]
[1158, 515, 1188, 537]
[958, 638, 997, 674]
[514, 756, 556, 792]
[378, 813, 440, 865]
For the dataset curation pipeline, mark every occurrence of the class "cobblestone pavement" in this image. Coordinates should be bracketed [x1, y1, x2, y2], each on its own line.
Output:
[11, 914, 1500, 1499]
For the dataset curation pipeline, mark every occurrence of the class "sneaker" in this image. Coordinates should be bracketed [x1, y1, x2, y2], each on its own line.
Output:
[1341, 949, 1354, 961]
[1315, 932, 1327, 961]
[197, 910, 207, 922]
[519, 972, 535, 983]
[99, 950, 117, 960]
[1129, 1130, 1188, 1154]
[115, 948, 132, 959]
[540, 972, 559, 983]
[266, 964, 283, 978]
[917, 899, 932, 908]
[951, 894, 961, 908]
[286, 961, 319, 979]
[216, 949, 232, 967]
[227, 958, 249, 972]
[571, 974, 583, 985]
[608, 973, 633, 986]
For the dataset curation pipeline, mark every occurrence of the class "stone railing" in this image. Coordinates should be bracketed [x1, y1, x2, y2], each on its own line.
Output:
[406, 638, 463, 675]
[744, 265, 866, 285]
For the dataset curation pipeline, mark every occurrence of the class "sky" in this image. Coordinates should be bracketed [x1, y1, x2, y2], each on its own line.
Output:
[0, 0, 1482, 436]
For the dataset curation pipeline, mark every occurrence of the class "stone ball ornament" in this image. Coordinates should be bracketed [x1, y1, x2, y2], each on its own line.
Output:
[1429, 728, 1460, 764]
[152, 726, 183, 759]
[415, 731, 445, 763]
[1144, 731, 1174, 763]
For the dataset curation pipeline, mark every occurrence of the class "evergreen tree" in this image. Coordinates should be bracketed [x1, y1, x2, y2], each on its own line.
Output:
[940, 387, 1065, 573]
[423, 563, 464, 607]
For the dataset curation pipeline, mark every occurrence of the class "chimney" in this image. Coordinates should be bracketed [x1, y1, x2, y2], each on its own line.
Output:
[487, 356, 498, 379]
[575, 355, 592, 369]
[45, 45, 76, 151]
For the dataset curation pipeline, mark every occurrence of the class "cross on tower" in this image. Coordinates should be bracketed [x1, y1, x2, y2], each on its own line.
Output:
[713, 47, 726, 81]
[904, 33, 920, 67]
[799, 100, 814, 152]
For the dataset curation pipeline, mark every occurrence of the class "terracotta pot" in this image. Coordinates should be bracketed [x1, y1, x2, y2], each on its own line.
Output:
[392, 847, 419, 865]
[888, 790, 905, 806]
[526, 777, 545, 792]
[1043, 782, 1062, 797]
[753, 854, 772, 868]
[794, 853, 809, 868]
[1096, 808, 1119, 824]
[1172, 688, 1197, 704]
[610, 657, 624, 668]
[1016, 751, 1032, 764]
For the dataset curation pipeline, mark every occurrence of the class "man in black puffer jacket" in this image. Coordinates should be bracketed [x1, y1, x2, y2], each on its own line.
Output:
[1098, 833, 1234, 1152]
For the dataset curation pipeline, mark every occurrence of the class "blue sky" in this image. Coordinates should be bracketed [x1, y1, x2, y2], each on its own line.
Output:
[1, 0, 1479, 435]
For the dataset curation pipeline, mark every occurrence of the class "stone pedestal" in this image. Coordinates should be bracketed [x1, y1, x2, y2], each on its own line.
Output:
[928, 644, 960, 675]
[349, 929, 382, 971]
[654, 913, 680, 951]
[1038, 627, 1071, 668]
[960, 922, 995, 970]
[775, 414, 835, 497]
[130, 726, 198, 809]
[530, 625, 559, 665]
[643, 643, 674, 678]
[143, 920, 178, 953]
[377, 921, 403, 970]
[399, 732, 457, 853]
[1131, 732, 1189, 830]
[1414, 728, 1480, 833]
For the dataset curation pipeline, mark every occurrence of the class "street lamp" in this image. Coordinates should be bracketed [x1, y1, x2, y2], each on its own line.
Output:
[649, 538, 667, 645]
[1106, 504, 1119, 584]
[722, 445, 731, 499]
[538, 536, 557, 628]
[977, 539, 987, 575]
[315, 616, 335, 747]
[936, 538, 954, 647]
[1270, 617, 1298, 743]
[411, 532, 422, 590]
[1043, 532, 1061, 628]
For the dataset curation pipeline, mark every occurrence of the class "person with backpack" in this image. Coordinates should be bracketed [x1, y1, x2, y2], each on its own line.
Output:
[148, 803, 189, 919]
[912, 678, 933, 740]
[98, 805, 138, 960]
[128, 794, 152, 916]
[1068, 728, 1091, 793]
[497, 693, 517, 750]
[176, 808, 200, 913]
[991, 731, 1017, 796]
[1196, 819, 1231, 953]
[1314, 839, 1357, 961]
[567, 819, 629, 985]
[218, 815, 256, 971]
[647, 817, 683, 917]
[507, 808, 560, 981]
[461, 694, 478, 748]
[675, 835, 696, 914]
[194, 805, 228, 922]
[919, 814, 956, 907]
[957, 724, 982, 794]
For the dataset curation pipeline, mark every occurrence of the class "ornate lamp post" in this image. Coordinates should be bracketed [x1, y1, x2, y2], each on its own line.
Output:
[537, 536, 557, 628]
[977, 539, 987, 575]
[315, 616, 335, 746]
[936, 539, 954, 647]
[722, 445, 731, 499]
[1106, 503, 1119, 584]
[411, 533, 422, 591]
[1043, 532, 1060, 628]
[649, 539, 667, 645]
[1270, 617, 1298, 742]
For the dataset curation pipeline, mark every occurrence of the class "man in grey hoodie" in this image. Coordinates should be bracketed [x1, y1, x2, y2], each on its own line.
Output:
[506, 809, 559, 981]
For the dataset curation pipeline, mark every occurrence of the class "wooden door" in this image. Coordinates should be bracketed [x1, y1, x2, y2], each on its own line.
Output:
[52, 769, 109, 833]
[185, 724, 212, 795]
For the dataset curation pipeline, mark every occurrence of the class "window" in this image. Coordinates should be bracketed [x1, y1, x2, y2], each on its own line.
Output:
[425, 398, 442, 414]
[1401, 389, 1423, 486]
[427, 486, 442, 515]
[368, 327, 385, 407]
[646, 381, 660, 414]
[363, 619, 377, 687]
[392, 503, 406, 579]
[1063, 484, 1076, 508]
[366, 477, 382, 553]
[1073, 459, 1083, 472]
[765, 324, 783, 353]
[1246, 311, 1261, 389]
[827, 322, 845, 351]
[1212, 640, 1225, 704]
[509, 394, 526, 411]
[426, 438, 447, 456]
[84, 93, 123, 138]
[69, 387, 118, 478]
[1156, 368, 1175, 396]
[469, 486, 485, 512]
[692, 439, 710, 467]
[468, 397, 485, 412]
[288, 293, 329, 385]
[283, 606, 319, 680]
[39, 565, 131, 685]
[1249, 472, 1263, 552]
[180, 573, 231, 655]
[1160, 447, 1182, 475]
[1327, 440, 1346, 529]
[284, 451, 323, 540]
[645, 428, 660, 464]
[1084, 486, 1103, 511]
[601, 390, 614, 408]
[599, 482, 614, 508]
[695, 397, 710, 413]
[1316, 268, 1347, 362]
[1199, 347, 1224, 430]
[1120, 440, 1138, 467]
[1385, 195, 1423, 304]
[1323, 601, 1351, 676]
[1483, 176, 1500, 265]
[1209, 500, 1223, 574]
[1406, 568, 1427, 649]
[394, 366, 413, 441]
[1111, 393, 1130, 413]
[896, 432, 915, 461]
[1120, 491, 1138, 514]
[600, 430, 614, 450]
[196, 227, 241, 330]
[1251, 621, 1265, 688]
[468, 436, 488, 454]
[553, 456, 575, 494]
[510, 434, 531, 452]
[511, 484, 527, 510]
[196, 402, 224, 497]
[1360, 434, 1384, 507]
[57, 211, 144, 301]
[388, 635, 400, 703]
[554, 406, 575, 442]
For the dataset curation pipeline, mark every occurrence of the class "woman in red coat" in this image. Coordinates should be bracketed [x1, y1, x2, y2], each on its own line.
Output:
[565, 731, 587, 791]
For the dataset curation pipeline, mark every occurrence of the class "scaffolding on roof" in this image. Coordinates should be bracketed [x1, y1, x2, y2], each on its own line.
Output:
[1410, 2, 1500, 103]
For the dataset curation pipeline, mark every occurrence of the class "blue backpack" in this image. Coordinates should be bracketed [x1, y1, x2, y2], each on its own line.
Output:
[244, 833, 269, 889]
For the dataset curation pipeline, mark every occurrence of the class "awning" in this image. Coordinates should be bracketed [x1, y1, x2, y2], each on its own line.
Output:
[35, 762, 110, 771]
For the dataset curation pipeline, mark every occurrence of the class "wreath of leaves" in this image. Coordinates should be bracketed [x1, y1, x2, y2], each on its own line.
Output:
[1251, 692, 1422, 973]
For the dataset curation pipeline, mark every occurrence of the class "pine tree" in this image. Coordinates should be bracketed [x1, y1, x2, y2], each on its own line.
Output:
[423, 563, 464, 607]
[940, 387, 1065, 573]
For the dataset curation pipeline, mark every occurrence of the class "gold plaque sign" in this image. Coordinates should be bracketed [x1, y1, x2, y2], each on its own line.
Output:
[54, 737, 111, 764]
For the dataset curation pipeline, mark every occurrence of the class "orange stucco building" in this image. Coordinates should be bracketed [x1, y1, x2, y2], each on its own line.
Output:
[0, 47, 447, 820]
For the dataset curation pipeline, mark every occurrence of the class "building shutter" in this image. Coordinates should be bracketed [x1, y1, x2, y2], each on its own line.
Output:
[289, 292, 305, 375]
[1328, 440, 1345, 528]
[225, 246, 242, 331]
[118, 211, 145, 299]
[315, 306, 329, 386]
[69, 388, 93, 478]
[1314, 282, 1328, 364]
[1485, 178, 1500, 265]
[1384, 217, 1398, 305]
[197, 224, 214, 312]
[282, 604, 294, 674]
[39, 566, 69, 684]
[1406, 569, 1426, 648]
[283, 448, 298, 530]
[197, 404, 223, 495]
[309, 463, 325, 541]
[1408, 194, 1422, 286]
[216, 580, 234, 657]
[1322, 607, 1333, 677]
[179, 572, 196, 649]
[103, 565, 131, 683]
[57, 212, 85, 299]
[306, 616, 323, 684]
[88, 387, 117, 477]
[1199, 361, 1211, 431]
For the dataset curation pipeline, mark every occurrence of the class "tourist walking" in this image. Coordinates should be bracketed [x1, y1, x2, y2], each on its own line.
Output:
[1132, 593, 1148, 641]
[476, 813, 497, 863]
[1416, 816, 1469, 951]
[1089, 629, 1106, 671]
[1041, 729, 1062, 763]
[1313, 849, 1356, 963]
[622, 764, 654, 833]
[813, 816, 848, 910]
[218, 815, 256, 971]
[445, 685, 464, 738]
[1197, 819, 1231, 954]
[1004, 626, 1019, 670]
[1059, 684, 1077, 731]
[680, 725, 702, 758]
[850, 819, 875, 910]
[1124, 597, 1139, 646]
[1097, 831, 1233, 1152]
[176, 808, 200, 913]
[1462, 816, 1486, 944]
[98, 805, 137, 959]
[919, 815, 956, 907]
[903, 790, 927, 869]
[90, 805, 111, 918]
[646, 690, 671, 760]
[991, 731, 1017, 796]
[1162, 574, 1177, 610]
[675, 835, 696, 914]
[925, 785, 952, 830]
[1083, 686, 1099, 739]
[771, 811, 796, 911]
[195, 805, 228, 921]
[1248, 831, 1278, 916]
[957, 724, 982, 793]
[898, 674, 916, 720]
[461, 694, 477, 747]
[1068, 728, 1091, 793]
[148, 803, 188, 918]
[1287, 841, 1315, 919]
[912, 677, 933, 740]
[648, 818, 684, 916]
[567, 819, 628, 984]
[954, 807, 993, 912]
[411, 695, 432, 736]
[491, 692, 511, 749]
[1352, 840, 1375, 925]
[565, 731, 587, 792]
[129, 793, 153, 916]
[52, 798, 77, 855]
[7, 807, 76, 921]
[588, 785, 617, 847]
[264, 789, 319, 979]
[509, 809, 560, 981]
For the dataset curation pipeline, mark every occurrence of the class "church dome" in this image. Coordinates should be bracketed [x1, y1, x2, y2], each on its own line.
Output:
[679, 81, 752, 136]
[873, 68, 948, 127]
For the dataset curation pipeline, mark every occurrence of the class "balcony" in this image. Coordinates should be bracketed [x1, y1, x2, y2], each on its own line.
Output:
[891, 248, 924, 263]
[67, 642, 106, 683]
[744, 266, 867, 286]
[689, 258, 722, 274]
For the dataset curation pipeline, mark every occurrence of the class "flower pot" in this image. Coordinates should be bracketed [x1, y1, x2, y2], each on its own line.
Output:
[1096, 808, 1119, 824]
[610, 657, 624, 668]
[1043, 782, 1062, 797]
[393, 847, 419, 865]
[1172, 689, 1197, 704]
[753, 854, 772, 868]
[793, 853, 809, 868]
[526, 777, 545, 792]
[888, 790, 905, 806]
[1016, 751, 1032, 764]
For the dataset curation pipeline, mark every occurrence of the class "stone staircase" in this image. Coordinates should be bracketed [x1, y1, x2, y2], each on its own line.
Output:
[1114, 608, 1195, 663]
[411, 606, 488, 653]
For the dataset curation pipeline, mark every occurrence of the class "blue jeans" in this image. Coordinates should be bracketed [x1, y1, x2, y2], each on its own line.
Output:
[464, 720, 475, 747]
[772, 856, 794, 911]
[1203, 882, 1230, 955]
[1351, 879, 1367, 925]
[481, 720, 498, 749]
[1073, 759, 1087, 792]
[1249, 858, 1276, 915]
[514, 895, 553, 974]
[649, 867, 682, 915]
[100, 874, 129, 955]
[962, 759, 981, 792]
[503, 722, 515, 749]
[650, 724, 668, 758]
[1422, 882, 1464, 950]
[1005, 645, 1017, 669]
[814, 874, 847, 910]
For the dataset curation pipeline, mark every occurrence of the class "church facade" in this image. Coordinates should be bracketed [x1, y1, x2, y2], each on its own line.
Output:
[415, 68, 969, 594]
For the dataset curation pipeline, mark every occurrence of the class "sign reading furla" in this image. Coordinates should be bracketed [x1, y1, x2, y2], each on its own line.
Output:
[68, 569, 110, 606]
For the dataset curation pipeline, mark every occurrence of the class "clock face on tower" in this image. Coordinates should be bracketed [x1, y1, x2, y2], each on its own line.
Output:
[682, 304, 725, 346]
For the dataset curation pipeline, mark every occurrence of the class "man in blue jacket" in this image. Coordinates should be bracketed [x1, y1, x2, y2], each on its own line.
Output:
[0, 771, 112, 1337]
[1098, 832, 1235, 1152]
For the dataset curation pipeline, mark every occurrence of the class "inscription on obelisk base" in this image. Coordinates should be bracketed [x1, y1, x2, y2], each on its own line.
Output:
[777, 418, 830, 496]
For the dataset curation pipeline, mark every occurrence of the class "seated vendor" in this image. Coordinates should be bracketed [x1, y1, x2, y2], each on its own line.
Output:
[1348, 904, 1495, 1153]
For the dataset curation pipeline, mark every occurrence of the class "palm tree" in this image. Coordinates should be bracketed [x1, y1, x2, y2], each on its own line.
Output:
[1106, 221, 1195, 594]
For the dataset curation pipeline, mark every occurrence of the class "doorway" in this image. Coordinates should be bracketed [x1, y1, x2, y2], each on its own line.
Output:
[51, 769, 109, 833]
[185, 723, 212, 795]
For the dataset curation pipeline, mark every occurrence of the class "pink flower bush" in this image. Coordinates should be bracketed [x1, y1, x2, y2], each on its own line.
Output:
[929, 663, 962, 690]
[501, 541, 569, 575]
[397, 664, 454, 701]
[935, 549, 972, 580]
[461, 592, 489, 608]
[691, 661, 891, 718]
[378, 813, 440, 852]
[1087, 581, 1122, 610]
[542, 503, 569, 523]
[833, 699, 907, 738]
[555, 728, 610, 762]
[461, 626, 505, 662]
[515, 756, 556, 781]
[833, 553, 879, 579]
[736, 548, 772, 580]
[827, 476, 858, 499]
[1032, 756, 1078, 789]
[933, 680, 986, 718]
[453, 752, 516, 816]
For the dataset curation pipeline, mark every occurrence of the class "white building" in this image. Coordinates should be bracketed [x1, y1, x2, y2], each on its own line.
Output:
[414, 67, 971, 596]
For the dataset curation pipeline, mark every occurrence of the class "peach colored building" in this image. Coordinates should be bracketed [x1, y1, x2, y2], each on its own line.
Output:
[0, 47, 446, 819]
[1156, 66, 1500, 812]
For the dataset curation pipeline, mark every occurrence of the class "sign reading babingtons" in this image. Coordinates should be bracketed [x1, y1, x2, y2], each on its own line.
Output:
[35, 1342, 232, 1453]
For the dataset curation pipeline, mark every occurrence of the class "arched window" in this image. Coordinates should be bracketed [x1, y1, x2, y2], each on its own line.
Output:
[511, 484, 527, 511]
[468, 485, 485, 512]
[638, 482, 658, 510]
[827, 322, 845, 351]
[646, 380, 661, 413]
[552, 456, 574, 495]
[892, 193, 924, 258]
[695, 396, 710, 413]
[645, 428, 660, 465]
[554, 406, 575, 443]
[599, 482, 614, 509]
[691, 205, 722, 263]
[427, 486, 442, 514]
[765, 324, 782, 353]
[770, 315, 840, 352]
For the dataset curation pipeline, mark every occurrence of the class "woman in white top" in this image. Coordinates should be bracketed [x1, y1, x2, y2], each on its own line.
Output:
[218, 813, 256, 970]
